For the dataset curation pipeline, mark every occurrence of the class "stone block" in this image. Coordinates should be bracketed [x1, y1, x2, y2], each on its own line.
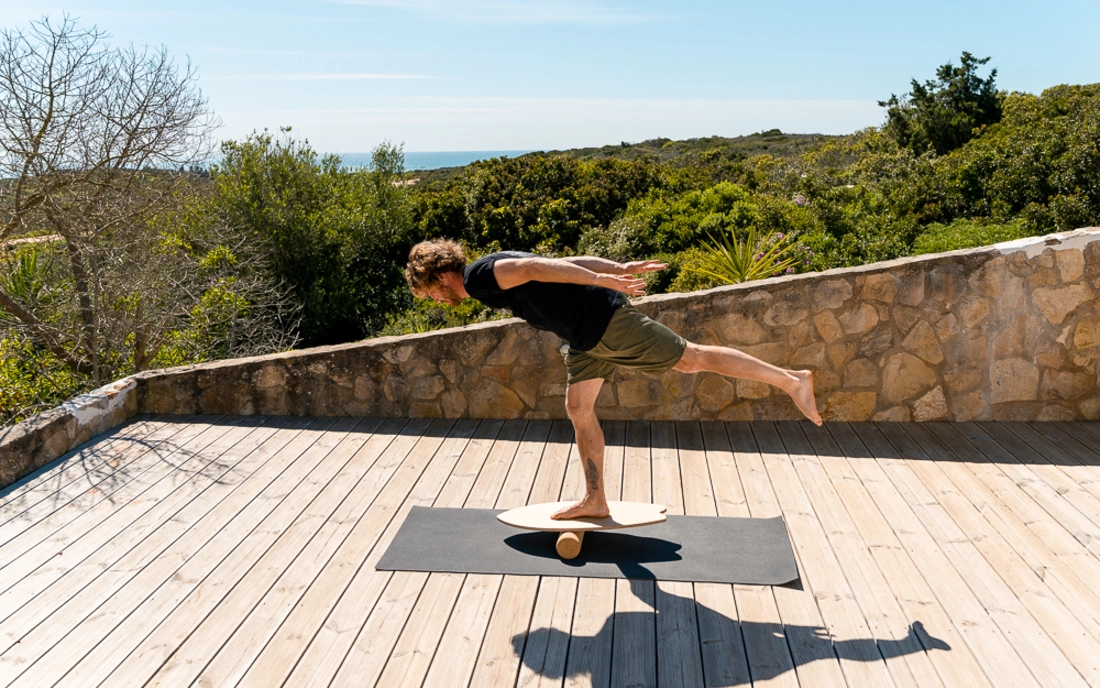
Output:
[815, 370, 841, 394]
[791, 343, 825, 367]
[953, 390, 988, 421]
[860, 273, 898, 303]
[994, 276, 1026, 318]
[736, 378, 772, 400]
[411, 375, 446, 400]
[718, 403, 755, 421]
[618, 379, 660, 408]
[469, 379, 525, 418]
[901, 321, 944, 364]
[1037, 404, 1079, 421]
[763, 289, 810, 327]
[719, 313, 769, 345]
[813, 311, 844, 344]
[857, 329, 894, 358]
[897, 271, 926, 306]
[788, 321, 815, 350]
[827, 342, 858, 368]
[934, 313, 959, 342]
[929, 264, 967, 306]
[990, 358, 1039, 404]
[944, 331, 988, 368]
[1028, 268, 1059, 287]
[944, 368, 982, 392]
[957, 297, 991, 328]
[823, 391, 877, 421]
[893, 305, 921, 334]
[993, 315, 1039, 359]
[1041, 370, 1093, 400]
[1057, 248, 1086, 282]
[441, 389, 467, 417]
[1033, 284, 1092, 325]
[844, 359, 879, 388]
[697, 375, 735, 411]
[409, 401, 442, 418]
[882, 353, 937, 404]
[912, 386, 949, 421]
[811, 279, 853, 312]
[1073, 318, 1100, 349]
[840, 303, 879, 335]
[873, 406, 911, 422]
[1079, 397, 1100, 420]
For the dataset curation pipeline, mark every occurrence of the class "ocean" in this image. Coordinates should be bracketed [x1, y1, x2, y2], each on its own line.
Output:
[336, 150, 532, 171]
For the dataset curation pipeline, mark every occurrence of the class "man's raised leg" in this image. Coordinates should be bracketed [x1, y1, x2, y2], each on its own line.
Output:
[552, 377, 611, 520]
[674, 342, 823, 425]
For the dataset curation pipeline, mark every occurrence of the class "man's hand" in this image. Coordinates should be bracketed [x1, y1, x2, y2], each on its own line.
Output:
[620, 260, 668, 275]
[598, 274, 649, 296]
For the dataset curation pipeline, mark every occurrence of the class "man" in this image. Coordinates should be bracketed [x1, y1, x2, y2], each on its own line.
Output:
[405, 239, 822, 520]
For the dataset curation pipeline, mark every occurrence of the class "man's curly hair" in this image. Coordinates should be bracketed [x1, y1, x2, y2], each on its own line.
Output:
[405, 239, 467, 297]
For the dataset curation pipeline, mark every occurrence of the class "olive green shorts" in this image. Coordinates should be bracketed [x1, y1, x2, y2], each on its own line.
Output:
[565, 304, 688, 385]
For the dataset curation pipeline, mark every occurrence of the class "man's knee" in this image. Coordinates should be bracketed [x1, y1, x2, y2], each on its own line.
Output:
[673, 342, 703, 373]
[564, 395, 594, 422]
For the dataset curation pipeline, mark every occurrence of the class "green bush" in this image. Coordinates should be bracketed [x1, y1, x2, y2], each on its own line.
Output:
[911, 217, 1029, 255]
[211, 130, 414, 346]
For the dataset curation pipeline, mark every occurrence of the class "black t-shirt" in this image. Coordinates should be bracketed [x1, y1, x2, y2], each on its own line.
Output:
[463, 251, 625, 351]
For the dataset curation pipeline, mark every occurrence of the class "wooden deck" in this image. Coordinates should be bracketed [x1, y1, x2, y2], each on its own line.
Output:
[2, 416, 1100, 687]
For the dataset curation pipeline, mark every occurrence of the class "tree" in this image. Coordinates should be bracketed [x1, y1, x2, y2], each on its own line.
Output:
[880, 51, 1004, 155]
[210, 131, 415, 346]
[0, 16, 294, 404]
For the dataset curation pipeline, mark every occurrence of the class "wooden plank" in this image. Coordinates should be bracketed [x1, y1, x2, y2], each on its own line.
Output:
[679, 421, 751, 688]
[369, 421, 549, 688]
[611, 420, 656, 688]
[878, 423, 1100, 686]
[0, 415, 242, 586]
[0, 415, 171, 533]
[507, 420, 585, 687]
[796, 424, 948, 688]
[1003, 422, 1100, 508]
[821, 423, 992, 688]
[323, 420, 531, 687]
[734, 422, 844, 688]
[0, 415, 285, 685]
[950, 423, 1100, 561]
[697, 422, 761, 688]
[562, 420, 623, 688]
[981, 423, 1100, 533]
[652, 421, 705, 688]
[176, 420, 478, 688]
[756, 422, 897, 688]
[244, 418, 457, 688]
[244, 419, 509, 688]
[79, 417, 417, 688]
[465, 421, 574, 688]
[517, 576, 579, 688]
[842, 422, 1044, 688]
[0, 416, 308, 664]
[923, 423, 1100, 630]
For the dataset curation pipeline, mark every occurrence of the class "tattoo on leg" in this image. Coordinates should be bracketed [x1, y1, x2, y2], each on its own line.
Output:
[585, 458, 600, 493]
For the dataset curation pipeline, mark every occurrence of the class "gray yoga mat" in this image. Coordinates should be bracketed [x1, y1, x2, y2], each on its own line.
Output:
[376, 506, 799, 585]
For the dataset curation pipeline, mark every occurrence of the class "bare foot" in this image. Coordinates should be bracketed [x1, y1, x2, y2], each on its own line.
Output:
[789, 370, 823, 425]
[552, 496, 610, 520]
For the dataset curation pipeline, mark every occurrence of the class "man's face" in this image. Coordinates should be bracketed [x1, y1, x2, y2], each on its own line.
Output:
[424, 280, 462, 306]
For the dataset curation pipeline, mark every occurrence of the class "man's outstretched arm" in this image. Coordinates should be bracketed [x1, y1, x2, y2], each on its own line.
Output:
[493, 256, 658, 295]
[561, 256, 668, 275]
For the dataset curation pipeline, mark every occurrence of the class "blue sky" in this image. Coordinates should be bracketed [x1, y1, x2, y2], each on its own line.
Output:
[3, 1, 1098, 152]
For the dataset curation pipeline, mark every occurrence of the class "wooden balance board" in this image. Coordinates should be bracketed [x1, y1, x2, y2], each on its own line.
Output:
[497, 501, 667, 559]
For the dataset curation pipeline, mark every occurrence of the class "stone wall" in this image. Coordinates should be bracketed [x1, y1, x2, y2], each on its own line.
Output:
[4, 228, 1100, 489]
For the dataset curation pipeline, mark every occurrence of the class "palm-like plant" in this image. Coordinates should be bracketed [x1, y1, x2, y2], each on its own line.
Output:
[688, 227, 803, 285]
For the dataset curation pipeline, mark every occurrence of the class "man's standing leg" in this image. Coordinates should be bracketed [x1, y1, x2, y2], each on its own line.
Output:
[553, 377, 611, 520]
